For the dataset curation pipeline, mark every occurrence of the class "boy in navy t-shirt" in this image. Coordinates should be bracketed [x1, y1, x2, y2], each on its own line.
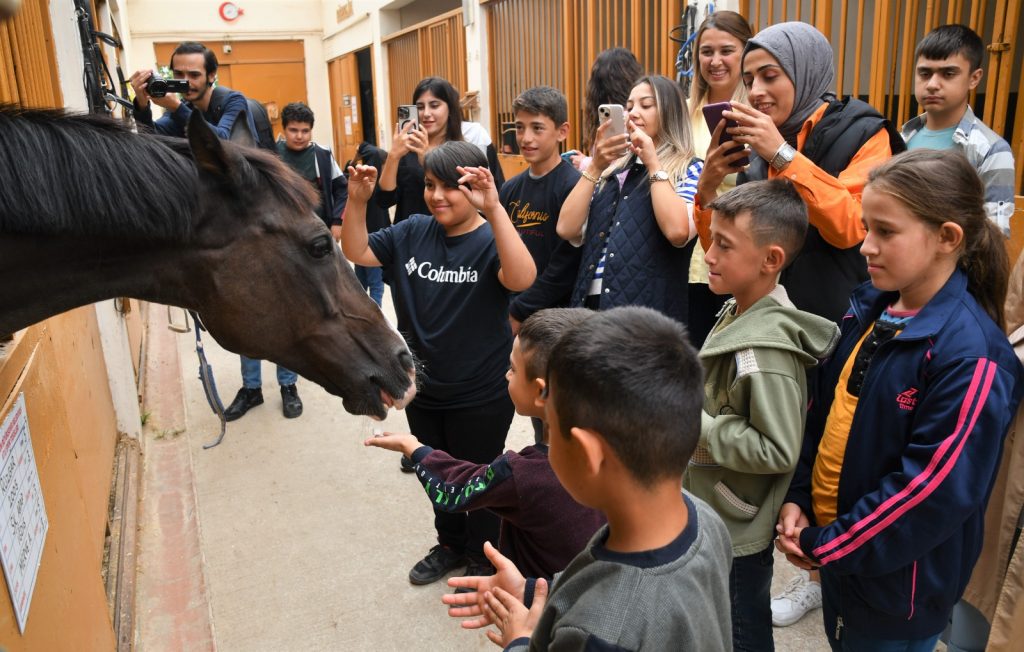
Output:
[502, 86, 582, 333]
[341, 141, 536, 588]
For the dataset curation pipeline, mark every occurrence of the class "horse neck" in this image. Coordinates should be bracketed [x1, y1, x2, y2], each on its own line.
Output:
[0, 232, 200, 334]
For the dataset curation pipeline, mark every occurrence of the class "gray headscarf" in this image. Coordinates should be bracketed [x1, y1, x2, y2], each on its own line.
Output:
[742, 22, 836, 179]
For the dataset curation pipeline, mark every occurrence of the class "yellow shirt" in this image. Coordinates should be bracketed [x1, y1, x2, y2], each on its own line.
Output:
[689, 111, 737, 284]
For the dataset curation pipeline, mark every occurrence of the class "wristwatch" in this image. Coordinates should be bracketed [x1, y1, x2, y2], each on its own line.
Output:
[769, 143, 797, 172]
[649, 170, 671, 183]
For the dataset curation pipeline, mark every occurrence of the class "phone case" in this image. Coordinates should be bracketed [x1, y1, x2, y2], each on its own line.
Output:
[701, 101, 749, 166]
[397, 105, 419, 131]
[598, 104, 626, 138]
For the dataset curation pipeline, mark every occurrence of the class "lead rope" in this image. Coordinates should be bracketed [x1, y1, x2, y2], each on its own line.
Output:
[166, 307, 227, 448]
[190, 311, 229, 449]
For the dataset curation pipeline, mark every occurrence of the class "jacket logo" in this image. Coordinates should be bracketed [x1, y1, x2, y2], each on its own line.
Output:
[897, 387, 918, 411]
[405, 257, 418, 275]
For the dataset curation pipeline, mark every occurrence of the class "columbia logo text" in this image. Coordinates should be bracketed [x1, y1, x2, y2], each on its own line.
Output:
[406, 259, 479, 284]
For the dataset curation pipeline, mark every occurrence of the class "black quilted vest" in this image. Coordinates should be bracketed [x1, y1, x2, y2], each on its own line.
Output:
[570, 160, 696, 324]
[742, 98, 906, 324]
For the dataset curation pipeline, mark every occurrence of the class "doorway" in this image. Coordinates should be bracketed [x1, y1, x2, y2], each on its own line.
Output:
[327, 46, 375, 167]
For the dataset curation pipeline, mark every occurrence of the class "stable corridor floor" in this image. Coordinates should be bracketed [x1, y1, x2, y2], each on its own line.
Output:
[135, 290, 838, 651]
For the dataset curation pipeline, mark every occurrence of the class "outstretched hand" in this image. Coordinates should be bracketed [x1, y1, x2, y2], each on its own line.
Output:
[456, 166, 500, 214]
[347, 164, 379, 203]
[363, 431, 420, 458]
[442, 541, 526, 629]
[482, 578, 548, 647]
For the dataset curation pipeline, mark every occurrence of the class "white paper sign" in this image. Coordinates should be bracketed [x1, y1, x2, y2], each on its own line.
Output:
[0, 394, 48, 634]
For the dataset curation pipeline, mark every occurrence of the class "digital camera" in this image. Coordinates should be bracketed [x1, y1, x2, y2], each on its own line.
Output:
[147, 75, 190, 98]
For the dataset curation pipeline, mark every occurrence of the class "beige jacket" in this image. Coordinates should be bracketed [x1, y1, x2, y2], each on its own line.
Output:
[961, 249, 1024, 650]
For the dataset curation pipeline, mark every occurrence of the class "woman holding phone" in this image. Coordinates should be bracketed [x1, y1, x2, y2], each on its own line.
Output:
[695, 21, 904, 324]
[376, 77, 463, 223]
[557, 74, 702, 324]
[686, 10, 753, 346]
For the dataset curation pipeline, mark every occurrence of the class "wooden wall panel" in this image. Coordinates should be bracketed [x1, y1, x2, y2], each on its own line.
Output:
[487, 0, 683, 153]
[0, 0, 62, 107]
[384, 9, 468, 120]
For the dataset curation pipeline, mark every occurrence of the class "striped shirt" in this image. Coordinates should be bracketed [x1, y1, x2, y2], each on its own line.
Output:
[901, 106, 1015, 235]
[589, 159, 703, 295]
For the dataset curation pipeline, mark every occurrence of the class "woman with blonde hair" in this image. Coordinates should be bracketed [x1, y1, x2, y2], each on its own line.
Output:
[558, 74, 702, 324]
[687, 10, 754, 345]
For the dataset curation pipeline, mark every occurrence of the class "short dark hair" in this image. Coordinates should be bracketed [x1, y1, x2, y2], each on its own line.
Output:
[518, 308, 592, 380]
[512, 86, 569, 127]
[423, 140, 487, 188]
[915, 24, 984, 71]
[281, 102, 315, 128]
[170, 41, 218, 75]
[413, 77, 464, 143]
[708, 179, 808, 266]
[547, 307, 703, 487]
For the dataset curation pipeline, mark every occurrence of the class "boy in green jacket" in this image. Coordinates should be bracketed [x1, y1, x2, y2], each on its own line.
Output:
[683, 179, 839, 651]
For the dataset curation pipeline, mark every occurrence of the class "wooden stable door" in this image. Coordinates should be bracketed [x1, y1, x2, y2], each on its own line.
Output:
[327, 53, 361, 169]
[154, 40, 307, 141]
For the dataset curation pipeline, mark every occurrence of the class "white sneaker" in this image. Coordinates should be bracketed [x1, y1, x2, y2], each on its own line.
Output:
[771, 570, 822, 627]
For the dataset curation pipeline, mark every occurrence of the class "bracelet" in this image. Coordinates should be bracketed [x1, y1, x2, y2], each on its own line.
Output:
[581, 170, 601, 184]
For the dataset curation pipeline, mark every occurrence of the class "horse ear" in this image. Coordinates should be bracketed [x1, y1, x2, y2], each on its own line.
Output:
[187, 110, 234, 180]
[228, 109, 256, 148]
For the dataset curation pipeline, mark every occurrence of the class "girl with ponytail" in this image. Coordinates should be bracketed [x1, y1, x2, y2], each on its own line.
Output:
[775, 148, 1023, 650]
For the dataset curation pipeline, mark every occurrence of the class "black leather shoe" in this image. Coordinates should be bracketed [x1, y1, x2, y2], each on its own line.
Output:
[408, 545, 466, 585]
[223, 387, 264, 422]
[281, 384, 303, 419]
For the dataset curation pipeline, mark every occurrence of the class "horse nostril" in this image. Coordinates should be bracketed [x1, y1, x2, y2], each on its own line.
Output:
[398, 350, 415, 371]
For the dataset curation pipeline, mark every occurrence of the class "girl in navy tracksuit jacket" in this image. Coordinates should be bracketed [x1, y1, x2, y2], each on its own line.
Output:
[776, 150, 1023, 652]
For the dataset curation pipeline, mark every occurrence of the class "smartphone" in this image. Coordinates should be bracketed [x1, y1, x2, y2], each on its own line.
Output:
[397, 105, 419, 132]
[598, 104, 626, 140]
[702, 101, 749, 167]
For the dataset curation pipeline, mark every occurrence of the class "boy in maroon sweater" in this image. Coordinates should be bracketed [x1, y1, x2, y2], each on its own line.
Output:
[364, 308, 605, 580]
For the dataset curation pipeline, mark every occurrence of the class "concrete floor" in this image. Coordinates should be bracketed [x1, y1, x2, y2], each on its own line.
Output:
[135, 291, 835, 651]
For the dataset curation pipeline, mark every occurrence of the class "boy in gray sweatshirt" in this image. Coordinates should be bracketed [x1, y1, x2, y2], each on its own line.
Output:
[444, 307, 733, 651]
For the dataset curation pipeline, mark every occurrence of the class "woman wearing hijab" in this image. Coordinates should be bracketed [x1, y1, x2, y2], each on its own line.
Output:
[695, 21, 905, 325]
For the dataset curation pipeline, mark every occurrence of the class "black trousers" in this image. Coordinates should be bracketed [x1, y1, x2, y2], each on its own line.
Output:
[405, 394, 515, 558]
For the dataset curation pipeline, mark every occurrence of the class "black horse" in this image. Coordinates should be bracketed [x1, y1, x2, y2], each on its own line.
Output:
[0, 105, 415, 418]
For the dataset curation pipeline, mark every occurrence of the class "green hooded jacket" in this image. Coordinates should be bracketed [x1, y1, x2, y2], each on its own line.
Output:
[683, 285, 839, 556]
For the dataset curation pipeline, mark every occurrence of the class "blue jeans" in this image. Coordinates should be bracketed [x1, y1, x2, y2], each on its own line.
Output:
[240, 355, 297, 389]
[730, 543, 774, 651]
[828, 630, 941, 652]
[355, 265, 385, 307]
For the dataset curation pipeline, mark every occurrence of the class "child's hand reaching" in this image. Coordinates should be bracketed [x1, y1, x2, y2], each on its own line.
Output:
[443, 541, 527, 629]
[482, 578, 548, 646]
[456, 165, 500, 215]
[346, 165, 378, 203]
[363, 431, 421, 459]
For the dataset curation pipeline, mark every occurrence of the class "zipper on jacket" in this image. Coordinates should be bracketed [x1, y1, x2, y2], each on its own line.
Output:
[835, 616, 844, 641]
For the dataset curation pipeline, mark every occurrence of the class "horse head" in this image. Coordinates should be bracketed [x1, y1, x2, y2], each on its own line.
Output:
[179, 111, 415, 418]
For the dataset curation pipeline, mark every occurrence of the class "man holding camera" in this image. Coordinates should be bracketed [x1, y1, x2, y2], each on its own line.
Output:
[130, 41, 257, 141]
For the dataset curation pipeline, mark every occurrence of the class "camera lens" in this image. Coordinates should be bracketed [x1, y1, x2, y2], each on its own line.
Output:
[148, 76, 168, 98]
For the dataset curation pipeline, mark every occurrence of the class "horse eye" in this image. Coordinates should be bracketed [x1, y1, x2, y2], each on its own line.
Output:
[308, 235, 334, 259]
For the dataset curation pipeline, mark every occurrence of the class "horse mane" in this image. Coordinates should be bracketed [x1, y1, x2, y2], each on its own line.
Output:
[0, 105, 318, 242]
